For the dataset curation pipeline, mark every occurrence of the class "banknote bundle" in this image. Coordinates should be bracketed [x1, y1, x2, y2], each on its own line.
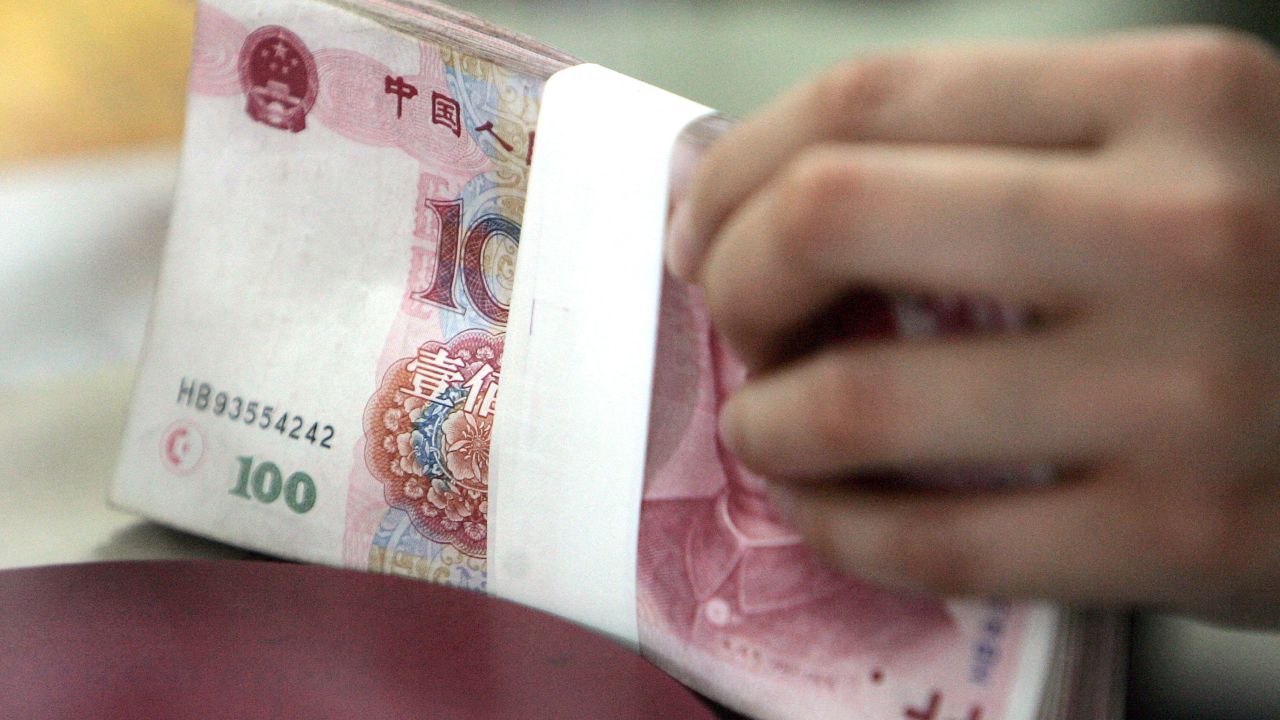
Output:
[112, 1, 1126, 717]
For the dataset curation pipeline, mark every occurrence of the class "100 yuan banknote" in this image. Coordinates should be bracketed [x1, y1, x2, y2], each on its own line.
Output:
[114, 0, 563, 589]
[114, 2, 1119, 717]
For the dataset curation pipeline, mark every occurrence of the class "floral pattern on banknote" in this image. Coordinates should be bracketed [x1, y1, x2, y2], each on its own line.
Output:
[313, 26, 545, 582]
[190, 2, 541, 578]
[362, 330, 503, 559]
[367, 509, 487, 590]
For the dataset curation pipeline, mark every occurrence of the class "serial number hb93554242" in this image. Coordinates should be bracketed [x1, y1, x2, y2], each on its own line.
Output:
[176, 377, 336, 449]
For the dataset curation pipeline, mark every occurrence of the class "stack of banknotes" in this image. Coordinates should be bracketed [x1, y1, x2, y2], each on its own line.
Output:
[112, 1, 1127, 717]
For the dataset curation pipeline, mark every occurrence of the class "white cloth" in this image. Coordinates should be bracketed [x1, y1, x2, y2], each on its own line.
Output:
[0, 148, 176, 390]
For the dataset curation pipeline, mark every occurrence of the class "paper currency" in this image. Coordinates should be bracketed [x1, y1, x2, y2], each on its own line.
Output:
[112, 1, 1124, 718]
[637, 277, 1125, 720]
[121, 0, 565, 590]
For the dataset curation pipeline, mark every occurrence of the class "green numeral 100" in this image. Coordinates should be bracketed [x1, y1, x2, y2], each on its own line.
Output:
[231, 456, 317, 514]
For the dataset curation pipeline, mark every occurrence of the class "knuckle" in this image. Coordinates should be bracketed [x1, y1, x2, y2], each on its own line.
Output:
[1159, 27, 1267, 68]
[812, 55, 915, 135]
[881, 507, 982, 594]
[772, 149, 866, 266]
[1186, 190, 1267, 284]
[804, 355, 893, 462]
[1151, 362, 1219, 437]
[1151, 487, 1250, 589]
[1140, 340, 1266, 470]
[1143, 362, 1230, 454]
[1146, 28, 1279, 119]
[1136, 184, 1267, 288]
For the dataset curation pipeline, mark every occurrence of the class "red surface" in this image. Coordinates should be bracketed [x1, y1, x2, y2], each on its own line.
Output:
[0, 560, 716, 719]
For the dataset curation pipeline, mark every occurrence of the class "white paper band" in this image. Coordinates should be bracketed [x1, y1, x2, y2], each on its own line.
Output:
[489, 64, 711, 647]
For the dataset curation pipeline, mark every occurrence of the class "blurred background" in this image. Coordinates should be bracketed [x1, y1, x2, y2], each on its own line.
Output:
[2, 1, 1278, 719]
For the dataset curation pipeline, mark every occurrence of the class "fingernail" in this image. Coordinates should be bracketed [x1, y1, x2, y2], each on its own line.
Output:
[666, 201, 698, 282]
[667, 130, 703, 207]
[666, 114, 733, 282]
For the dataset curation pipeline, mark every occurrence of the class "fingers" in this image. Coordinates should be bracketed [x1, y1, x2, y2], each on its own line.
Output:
[668, 114, 734, 210]
[719, 328, 1165, 479]
[698, 144, 1124, 369]
[766, 471, 1208, 603]
[668, 37, 1144, 281]
[664, 28, 1280, 621]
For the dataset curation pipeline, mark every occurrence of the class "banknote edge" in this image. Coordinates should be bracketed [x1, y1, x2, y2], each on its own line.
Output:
[318, 0, 578, 79]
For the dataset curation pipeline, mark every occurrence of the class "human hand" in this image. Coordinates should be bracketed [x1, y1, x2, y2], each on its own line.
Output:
[666, 29, 1280, 626]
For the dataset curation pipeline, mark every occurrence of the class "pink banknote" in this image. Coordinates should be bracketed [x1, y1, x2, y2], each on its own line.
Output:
[191, 1, 543, 589]
[638, 278, 1042, 720]
[169, 3, 1069, 718]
